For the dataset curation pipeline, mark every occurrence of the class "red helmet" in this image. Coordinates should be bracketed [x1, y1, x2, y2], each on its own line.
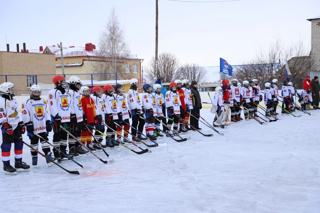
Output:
[92, 86, 102, 93]
[53, 75, 65, 84]
[103, 85, 113, 92]
[222, 79, 229, 86]
[169, 82, 177, 87]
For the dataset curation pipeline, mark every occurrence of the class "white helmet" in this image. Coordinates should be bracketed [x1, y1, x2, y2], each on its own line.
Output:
[243, 80, 249, 85]
[288, 82, 293, 86]
[174, 79, 182, 84]
[30, 84, 41, 92]
[215, 86, 222, 93]
[80, 86, 90, 95]
[232, 79, 238, 83]
[69, 76, 81, 84]
[265, 82, 271, 88]
[181, 79, 189, 84]
[153, 84, 162, 91]
[130, 78, 138, 85]
[238, 82, 242, 86]
[252, 79, 258, 82]
[272, 79, 278, 83]
[0, 82, 14, 94]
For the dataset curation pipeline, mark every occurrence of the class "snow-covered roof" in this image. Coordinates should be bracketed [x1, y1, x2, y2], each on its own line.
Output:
[67, 79, 131, 86]
[307, 16, 320, 21]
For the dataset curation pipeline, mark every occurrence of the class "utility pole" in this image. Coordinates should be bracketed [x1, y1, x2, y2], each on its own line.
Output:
[58, 42, 65, 76]
[155, 0, 159, 79]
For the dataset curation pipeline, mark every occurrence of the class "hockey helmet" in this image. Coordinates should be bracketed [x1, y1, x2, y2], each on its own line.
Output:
[169, 82, 177, 88]
[92, 86, 103, 94]
[53, 75, 65, 84]
[153, 84, 162, 91]
[80, 86, 90, 95]
[265, 82, 271, 88]
[143, 84, 152, 92]
[272, 79, 278, 84]
[307, 88, 311, 93]
[130, 78, 139, 85]
[0, 82, 14, 94]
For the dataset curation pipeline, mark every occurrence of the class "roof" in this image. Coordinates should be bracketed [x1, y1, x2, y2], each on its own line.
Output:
[71, 79, 131, 86]
[307, 16, 320, 21]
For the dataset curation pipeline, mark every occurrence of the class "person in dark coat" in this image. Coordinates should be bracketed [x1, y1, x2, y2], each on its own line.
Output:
[190, 81, 202, 130]
[311, 76, 320, 109]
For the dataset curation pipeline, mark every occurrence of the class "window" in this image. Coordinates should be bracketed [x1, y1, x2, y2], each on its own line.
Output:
[125, 64, 130, 73]
[132, 64, 137, 73]
[27, 75, 36, 87]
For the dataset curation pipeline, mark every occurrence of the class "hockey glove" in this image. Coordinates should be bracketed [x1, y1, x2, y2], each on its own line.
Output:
[105, 113, 112, 125]
[148, 108, 154, 117]
[25, 121, 34, 135]
[83, 114, 87, 124]
[94, 115, 102, 126]
[18, 121, 26, 134]
[118, 112, 123, 121]
[53, 115, 61, 127]
[2, 122, 13, 135]
[259, 95, 263, 102]
[70, 113, 77, 124]
[46, 120, 52, 132]
[168, 106, 174, 115]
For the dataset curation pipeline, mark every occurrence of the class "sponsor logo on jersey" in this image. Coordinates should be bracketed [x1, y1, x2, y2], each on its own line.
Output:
[35, 106, 44, 118]
[189, 94, 192, 100]
[112, 100, 117, 110]
[0, 113, 2, 118]
[101, 102, 105, 111]
[0, 108, 3, 112]
[8, 109, 18, 118]
[144, 95, 147, 99]
[61, 97, 68, 108]
[173, 96, 179, 106]
[121, 100, 127, 109]
[129, 94, 132, 98]
[22, 104, 25, 109]
[152, 98, 156, 107]
[136, 95, 141, 103]
[49, 94, 53, 99]
[78, 98, 82, 109]
[159, 99, 162, 106]
[6, 102, 10, 108]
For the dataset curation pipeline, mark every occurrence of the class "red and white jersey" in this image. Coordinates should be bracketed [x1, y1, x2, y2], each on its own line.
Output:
[288, 86, 295, 97]
[231, 85, 241, 102]
[115, 94, 130, 120]
[281, 86, 290, 100]
[165, 90, 181, 114]
[21, 98, 50, 134]
[298, 91, 313, 103]
[104, 95, 119, 120]
[153, 92, 164, 116]
[228, 88, 233, 104]
[127, 89, 142, 112]
[242, 87, 252, 103]
[142, 93, 157, 116]
[182, 87, 194, 110]
[47, 89, 71, 123]
[68, 89, 83, 122]
[93, 95, 106, 122]
[0, 97, 20, 130]
[264, 88, 272, 105]
[252, 85, 261, 101]
[211, 93, 224, 111]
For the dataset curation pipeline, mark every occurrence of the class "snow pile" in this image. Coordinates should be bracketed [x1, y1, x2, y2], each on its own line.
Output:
[0, 109, 319, 213]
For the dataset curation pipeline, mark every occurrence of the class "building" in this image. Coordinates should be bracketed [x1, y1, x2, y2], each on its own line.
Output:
[307, 16, 320, 79]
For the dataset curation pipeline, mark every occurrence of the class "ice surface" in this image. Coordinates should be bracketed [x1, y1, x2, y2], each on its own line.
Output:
[0, 108, 319, 213]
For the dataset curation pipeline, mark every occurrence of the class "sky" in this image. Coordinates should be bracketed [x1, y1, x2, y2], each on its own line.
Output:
[0, 0, 319, 69]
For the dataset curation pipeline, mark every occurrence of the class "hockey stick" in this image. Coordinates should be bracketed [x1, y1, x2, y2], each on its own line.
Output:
[102, 122, 150, 153]
[59, 126, 113, 164]
[254, 109, 277, 122]
[156, 116, 191, 140]
[177, 115, 213, 137]
[13, 135, 80, 175]
[276, 100, 302, 117]
[241, 106, 267, 125]
[84, 123, 110, 157]
[33, 133, 83, 168]
[187, 111, 224, 135]
[153, 116, 188, 142]
[292, 101, 311, 116]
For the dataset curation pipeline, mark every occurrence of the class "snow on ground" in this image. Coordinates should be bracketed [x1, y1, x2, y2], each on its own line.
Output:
[0, 108, 320, 213]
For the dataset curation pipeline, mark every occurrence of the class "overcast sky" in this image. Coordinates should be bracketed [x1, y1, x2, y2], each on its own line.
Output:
[0, 0, 319, 68]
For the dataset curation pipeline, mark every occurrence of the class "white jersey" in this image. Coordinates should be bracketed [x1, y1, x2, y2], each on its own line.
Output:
[127, 89, 142, 112]
[165, 90, 181, 114]
[142, 93, 157, 116]
[182, 87, 194, 110]
[273, 85, 279, 99]
[211, 93, 224, 111]
[288, 86, 295, 97]
[281, 86, 290, 100]
[21, 98, 50, 134]
[230, 85, 241, 103]
[68, 89, 83, 122]
[242, 87, 252, 103]
[115, 94, 130, 120]
[93, 95, 106, 122]
[0, 96, 20, 130]
[153, 92, 164, 116]
[104, 94, 119, 120]
[298, 91, 313, 103]
[47, 88, 71, 123]
[264, 88, 272, 105]
[252, 85, 261, 101]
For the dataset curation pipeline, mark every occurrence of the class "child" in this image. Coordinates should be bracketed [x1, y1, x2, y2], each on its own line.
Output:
[298, 88, 313, 110]
[142, 84, 157, 140]
[181, 79, 193, 130]
[211, 87, 226, 128]
[175, 80, 188, 132]
[92, 86, 106, 148]
[153, 84, 165, 137]
[264, 82, 274, 116]
[165, 82, 181, 134]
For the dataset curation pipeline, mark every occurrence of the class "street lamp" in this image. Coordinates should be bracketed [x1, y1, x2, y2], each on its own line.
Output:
[57, 42, 65, 76]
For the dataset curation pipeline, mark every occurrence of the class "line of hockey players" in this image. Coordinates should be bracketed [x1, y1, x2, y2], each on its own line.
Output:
[0, 76, 197, 174]
[211, 78, 313, 128]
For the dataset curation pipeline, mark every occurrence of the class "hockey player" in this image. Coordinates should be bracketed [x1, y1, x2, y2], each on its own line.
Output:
[288, 82, 296, 111]
[281, 80, 291, 113]
[271, 79, 279, 114]
[80, 86, 98, 152]
[21, 84, 54, 166]
[211, 86, 226, 128]
[103, 85, 119, 147]
[0, 82, 30, 174]
[242, 80, 253, 119]
[142, 84, 157, 140]
[165, 82, 181, 134]
[221, 79, 231, 125]
[47, 75, 73, 160]
[252, 79, 262, 116]
[114, 84, 131, 143]
[297, 88, 313, 110]
[264, 82, 274, 116]
[181, 79, 193, 130]
[92, 86, 106, 149]
[68, 76, 83, 156]
[153, 84, 165, 136]
[175, 80, 188, 132]
[127, 79, 146, 141]
[230, 79, 242, 122]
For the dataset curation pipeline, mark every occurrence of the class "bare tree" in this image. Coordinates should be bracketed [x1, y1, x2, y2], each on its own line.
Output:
[175, 63, 206, 82]
[95, 8, 130, 80]
[146, 53, 179, 83]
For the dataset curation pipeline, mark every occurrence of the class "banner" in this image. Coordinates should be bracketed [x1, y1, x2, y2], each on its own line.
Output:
[220, 58, 233, 76]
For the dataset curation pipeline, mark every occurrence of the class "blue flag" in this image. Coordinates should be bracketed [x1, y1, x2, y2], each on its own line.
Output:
[285, 61, 291, 80]
[220, 58, 233, 76]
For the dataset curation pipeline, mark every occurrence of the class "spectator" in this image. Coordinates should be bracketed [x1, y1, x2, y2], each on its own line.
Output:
[311, 76, 319, 109]
[303, 75, 312, 91]
[190, 81, 202, 130]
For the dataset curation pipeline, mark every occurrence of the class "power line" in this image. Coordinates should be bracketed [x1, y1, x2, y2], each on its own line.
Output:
[168, 0, 240, 3]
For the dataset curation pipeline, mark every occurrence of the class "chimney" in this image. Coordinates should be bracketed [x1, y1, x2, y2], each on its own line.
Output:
[23, 43, 26, 53]
[16, 44, 19, 52]
[39, 46, 43, 52]
[6, 44, 9, 52]
[85, 43, 93, 51]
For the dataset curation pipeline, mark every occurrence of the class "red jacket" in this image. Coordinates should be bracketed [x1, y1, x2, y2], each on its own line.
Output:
[303, 79, 312, 91]
[81, 96, 96, 123]
[177, 88, 187, 110]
